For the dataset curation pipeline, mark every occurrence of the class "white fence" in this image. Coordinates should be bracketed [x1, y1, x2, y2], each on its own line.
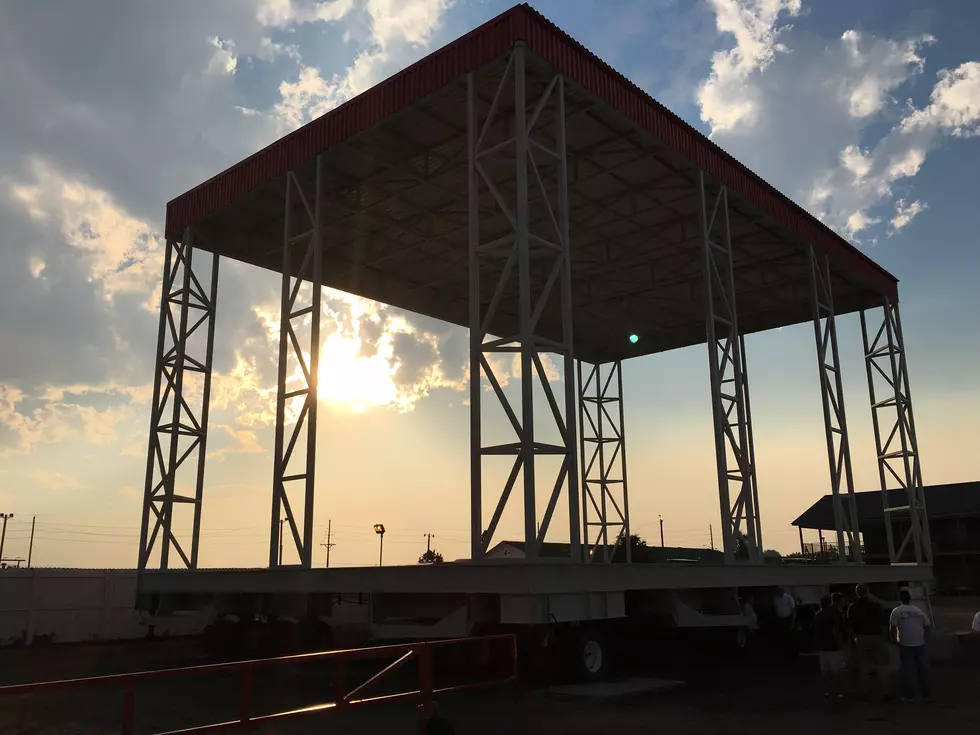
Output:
[0, 568, 204, 646]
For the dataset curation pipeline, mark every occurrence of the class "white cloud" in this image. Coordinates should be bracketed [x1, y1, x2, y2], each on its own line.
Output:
[0, 383, 126, 454]
[808, 62, 980, 238]
[207, 37, 238, 75]
[891, 198, 928, 231]
[697, 0, 802, 134]
[7, 158, 163, 303]
[698, 1, 979, 242]
[838, 30, 931, 118]
[901, 61, 980, 136]
[257, 0, 356, 27]
[365, 0, 451, 47]
[266, 0, 453, 131]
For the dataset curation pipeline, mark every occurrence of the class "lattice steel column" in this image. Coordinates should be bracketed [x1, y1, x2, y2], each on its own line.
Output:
[808, 245, 861, 564]
[270, 157, 324, 569]
[139, 228, 219, 570]
[468, 46, 580, 561]
[861, 298, 930, 565]
[698, 173, 761, 564]
[578, 361, 631, 563]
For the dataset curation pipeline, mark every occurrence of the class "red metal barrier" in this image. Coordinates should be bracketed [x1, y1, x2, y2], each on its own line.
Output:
[0, 633, 518, 734]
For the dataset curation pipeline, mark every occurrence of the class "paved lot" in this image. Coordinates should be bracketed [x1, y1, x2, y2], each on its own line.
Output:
[1, 636, 979, 734]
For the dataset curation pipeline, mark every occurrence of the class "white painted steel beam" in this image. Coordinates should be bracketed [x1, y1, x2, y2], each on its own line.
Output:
[468, 47, 580, 562]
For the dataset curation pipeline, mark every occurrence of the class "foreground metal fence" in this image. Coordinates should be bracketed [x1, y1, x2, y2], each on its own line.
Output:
[0, 633, 518, 734]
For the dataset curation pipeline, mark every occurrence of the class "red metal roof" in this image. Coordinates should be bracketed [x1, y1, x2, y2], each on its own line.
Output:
[165, 3, 898, 300]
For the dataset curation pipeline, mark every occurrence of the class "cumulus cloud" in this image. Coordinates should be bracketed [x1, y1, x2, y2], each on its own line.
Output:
[7, 158, 163, 303]
[0, 383, 126, 454]
[837, 30, 931, 119]
[901, 61, 980, 136]
[807, 62, 980, 238]
[891, 199, 928, 231]
[260, 0, 454, 132]
[698, 0, 980, 241]
[698, 0, 802, 134]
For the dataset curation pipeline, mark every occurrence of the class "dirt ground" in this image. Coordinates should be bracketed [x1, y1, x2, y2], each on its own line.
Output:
[1, 634, 978, 735]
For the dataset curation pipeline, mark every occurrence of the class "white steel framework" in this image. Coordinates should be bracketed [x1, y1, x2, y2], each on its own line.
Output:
[578, 361, 631, 563]
[699, 174, 761, 564]
[468, 46, 580, 561]
[270, 159, 325, 569]
[808, 245, 861, 564]
[861, 300, 930, 564]
[138, 230, 219, 570]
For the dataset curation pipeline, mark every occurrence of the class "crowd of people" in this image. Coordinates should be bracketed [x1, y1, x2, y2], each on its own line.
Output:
[806, 585, 932, 703]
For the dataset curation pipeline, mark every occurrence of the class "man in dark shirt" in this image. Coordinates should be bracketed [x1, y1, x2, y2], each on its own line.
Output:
[814, 595, 846, 698]
[847, 584, 888, 699]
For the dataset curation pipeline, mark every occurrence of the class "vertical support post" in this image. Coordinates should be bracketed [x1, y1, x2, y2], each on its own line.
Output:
[698, 173, 760, 563]
[579, 361, 631, 562]
[467, 71, 483, 563]
[808, 245, 861, 564]
[139, 228, 218, 570]
[271, 160, 324, 569]
[557, 76, 581, 561]
[161, 232, 194, 569]
[861, 298, 930, 564]
[468, 49, 579, 561]
[738, 334, 763, 552]
[514, 43, 536, 556]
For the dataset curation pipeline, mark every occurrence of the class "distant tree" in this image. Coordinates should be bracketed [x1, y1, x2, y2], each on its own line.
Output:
[611, 530, 648, 562]
[418, 548, 444, 564]
[763, 549, 782, 563]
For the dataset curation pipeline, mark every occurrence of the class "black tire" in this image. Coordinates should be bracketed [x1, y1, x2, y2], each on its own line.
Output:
[571, 627, 612, 682]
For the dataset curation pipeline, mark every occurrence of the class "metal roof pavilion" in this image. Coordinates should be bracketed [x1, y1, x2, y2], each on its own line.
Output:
[165, 3, 896, 364]
[141, 4, 929, 577]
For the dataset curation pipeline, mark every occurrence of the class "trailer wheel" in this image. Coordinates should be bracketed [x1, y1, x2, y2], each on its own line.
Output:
[572, 628, 611, 682]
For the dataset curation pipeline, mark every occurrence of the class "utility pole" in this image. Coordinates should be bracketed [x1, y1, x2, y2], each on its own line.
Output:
[320, 520, 335, 568]
[0, 512, 12, 564]
[278, 518, 284, 566]
[424, 533, 435, 553]
[28, 516, 36, 567]
[710, 524, 714, 551]
[659, 515, 664, 548]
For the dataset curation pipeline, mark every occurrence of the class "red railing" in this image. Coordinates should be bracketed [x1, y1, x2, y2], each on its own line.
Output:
[0, 633, 518, 734]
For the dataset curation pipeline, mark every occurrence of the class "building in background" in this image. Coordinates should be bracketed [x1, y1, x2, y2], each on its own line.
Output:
[793, 481, 980, 594]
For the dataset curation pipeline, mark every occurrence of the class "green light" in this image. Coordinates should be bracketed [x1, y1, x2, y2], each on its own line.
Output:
[629, 334, 639, 344]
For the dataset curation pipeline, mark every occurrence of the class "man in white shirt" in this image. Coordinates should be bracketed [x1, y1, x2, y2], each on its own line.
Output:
[888, 589, 932, 702]
[972, 611, 980, 634]
[772, 586, 796, 653]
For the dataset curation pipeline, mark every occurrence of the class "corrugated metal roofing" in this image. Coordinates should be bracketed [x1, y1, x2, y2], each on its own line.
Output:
[793, 481, 980, 530]
[165, 2, 898, 300]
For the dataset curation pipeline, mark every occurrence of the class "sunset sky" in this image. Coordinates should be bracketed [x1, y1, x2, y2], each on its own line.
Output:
[0, 0, 978, 569]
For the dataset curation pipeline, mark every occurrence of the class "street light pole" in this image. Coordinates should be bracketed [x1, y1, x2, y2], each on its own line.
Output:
[0, 513, 12, 564]
[374, 524, 386, 566]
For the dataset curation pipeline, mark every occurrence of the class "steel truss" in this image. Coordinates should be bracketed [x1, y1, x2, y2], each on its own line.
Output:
[861, 299, 930, 565]
[270, 158, 325, 569]
[808, 246, 861, 564]
[468, 46, 581, 561]
[578, 361, 631, 562]
[698, 173, 761, 563]
[139, 229, 219, 570]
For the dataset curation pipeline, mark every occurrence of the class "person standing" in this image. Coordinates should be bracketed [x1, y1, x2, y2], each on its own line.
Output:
[847, 584, 888, 699]
[889, 589, 932, 703]
[813, 595, 847, 698]
[772, 586, 796, 653]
